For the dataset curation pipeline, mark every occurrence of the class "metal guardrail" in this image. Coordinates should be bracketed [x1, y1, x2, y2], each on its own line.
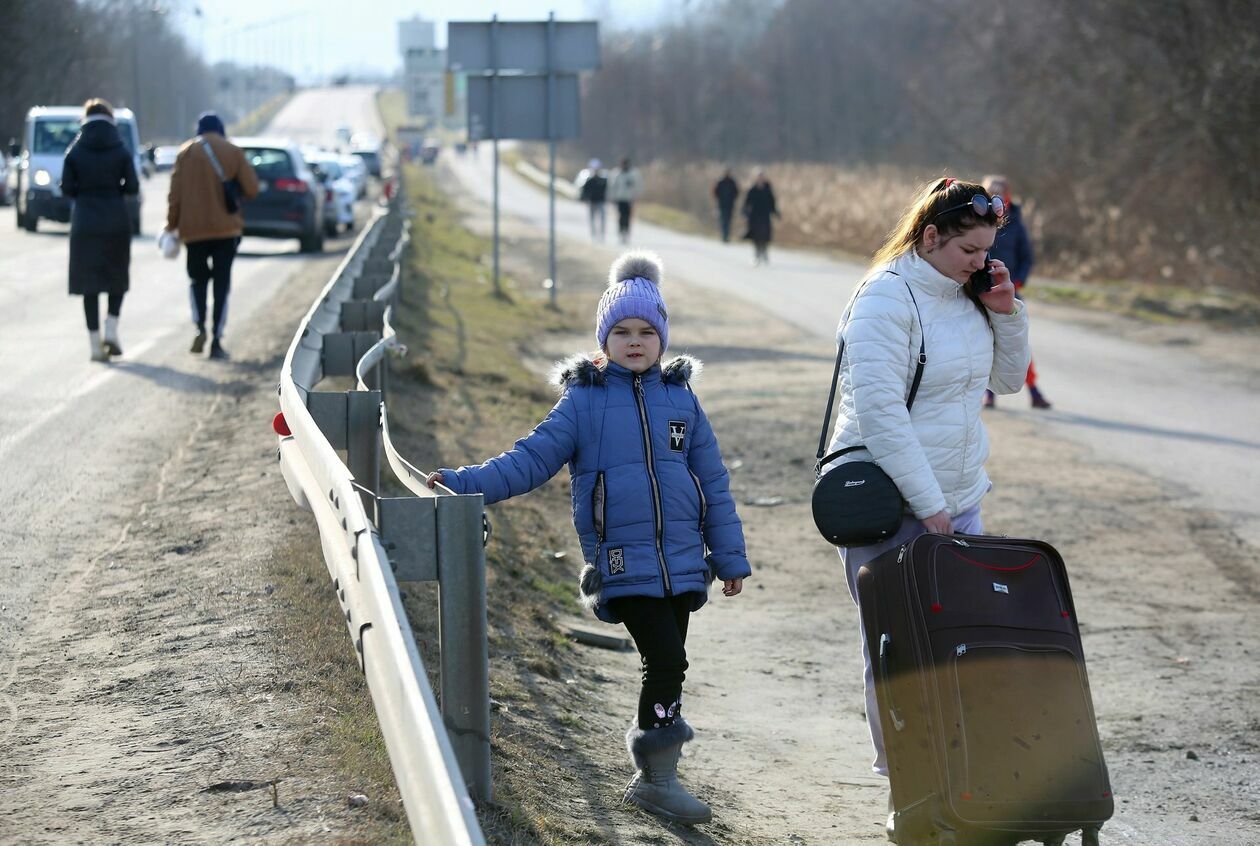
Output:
[275, 200, 490, 845]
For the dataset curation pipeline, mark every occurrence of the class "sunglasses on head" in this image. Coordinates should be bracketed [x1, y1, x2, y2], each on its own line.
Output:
[934, 193, 1005, 221]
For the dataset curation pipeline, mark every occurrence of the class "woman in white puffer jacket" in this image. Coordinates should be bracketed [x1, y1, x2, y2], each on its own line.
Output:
[826, 177, 1031, 781]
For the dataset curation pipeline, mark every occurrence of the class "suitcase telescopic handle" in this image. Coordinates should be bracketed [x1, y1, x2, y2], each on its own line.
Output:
[879, 634, 907, 732]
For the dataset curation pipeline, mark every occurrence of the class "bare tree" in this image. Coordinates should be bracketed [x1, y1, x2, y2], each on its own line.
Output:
[569, 0, 1260, 292]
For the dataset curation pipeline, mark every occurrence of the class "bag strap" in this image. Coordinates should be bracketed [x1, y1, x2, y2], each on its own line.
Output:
[197, 136, 227, 181]
[815, 272, 926, 474]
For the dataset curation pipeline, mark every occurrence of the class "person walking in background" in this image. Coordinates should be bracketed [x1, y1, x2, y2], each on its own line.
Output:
[608, 158, 643, 244]
[577, 158, 608, 241]
[425, 251, 750, 826]
[165, 112, 259, 361]
[741, 170, 779, 265]
[819, 178, 1029, 834]
[713, 169, 739, 242]
[982, 174, 1051, 409]
[61, 98, 139, 362]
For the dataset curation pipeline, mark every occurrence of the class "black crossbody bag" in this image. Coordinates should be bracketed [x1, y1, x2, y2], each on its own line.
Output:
[812, 278, 926, 547]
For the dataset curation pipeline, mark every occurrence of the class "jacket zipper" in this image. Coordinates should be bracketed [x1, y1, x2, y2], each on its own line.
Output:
[592, 471, 607, 540]
[688, 469, 707, 533]
[592, 471, 607, 566]
[633, 375, 672, 594]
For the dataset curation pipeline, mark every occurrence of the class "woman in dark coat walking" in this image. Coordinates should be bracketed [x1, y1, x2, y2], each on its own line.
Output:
[61, 99, 139, 362]
[741, 170, 779, 265]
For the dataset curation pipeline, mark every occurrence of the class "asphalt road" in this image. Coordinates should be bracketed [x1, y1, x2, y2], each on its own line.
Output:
[445, 150, 1260, 551]
[0, 87, 383, 647]
[264, 83, 384, 147]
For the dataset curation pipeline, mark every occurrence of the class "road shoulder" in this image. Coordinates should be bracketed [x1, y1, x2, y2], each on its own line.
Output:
[0, 248, 409, 844]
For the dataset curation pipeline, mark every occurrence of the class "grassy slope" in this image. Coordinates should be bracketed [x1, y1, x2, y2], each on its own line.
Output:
[228, 91, 294, 137]
[376, 89, 407, 148]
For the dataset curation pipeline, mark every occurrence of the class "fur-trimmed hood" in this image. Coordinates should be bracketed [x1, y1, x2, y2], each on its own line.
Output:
[549, 354, 702, 391]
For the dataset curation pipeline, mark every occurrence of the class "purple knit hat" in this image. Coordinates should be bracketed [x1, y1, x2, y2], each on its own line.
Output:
[596, 251, 669, 351]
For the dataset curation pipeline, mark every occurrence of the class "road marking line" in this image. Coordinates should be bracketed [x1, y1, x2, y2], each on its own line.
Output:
[0, 336, 161, 462]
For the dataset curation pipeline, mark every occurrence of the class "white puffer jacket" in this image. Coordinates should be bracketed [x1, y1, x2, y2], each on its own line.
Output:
[824, 249, 1030, 519]
[607, 167, 642, 203]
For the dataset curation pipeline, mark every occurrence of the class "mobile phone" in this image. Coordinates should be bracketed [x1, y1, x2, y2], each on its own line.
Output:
[970, 253, 993, 293]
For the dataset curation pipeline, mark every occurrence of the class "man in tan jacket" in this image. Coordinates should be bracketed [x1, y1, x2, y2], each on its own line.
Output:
[165, 112, 259, 360]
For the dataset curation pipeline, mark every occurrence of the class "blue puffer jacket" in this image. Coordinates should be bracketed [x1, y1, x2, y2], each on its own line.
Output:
[989, 202, 1034, 284]
[439, 354, 750, 623]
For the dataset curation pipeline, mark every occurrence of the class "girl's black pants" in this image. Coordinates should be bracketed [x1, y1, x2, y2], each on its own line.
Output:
[607, 593, 693, 730]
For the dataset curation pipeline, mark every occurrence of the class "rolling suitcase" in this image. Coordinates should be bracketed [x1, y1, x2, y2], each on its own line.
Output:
[856, 533, 1113, 846]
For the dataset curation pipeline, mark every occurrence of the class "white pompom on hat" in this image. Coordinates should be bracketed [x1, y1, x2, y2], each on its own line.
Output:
[595, 251, 669, 351]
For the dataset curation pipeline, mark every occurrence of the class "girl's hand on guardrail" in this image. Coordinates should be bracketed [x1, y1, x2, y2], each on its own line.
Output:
[722, 578, 743, 597]
[425, 471, 444, 489]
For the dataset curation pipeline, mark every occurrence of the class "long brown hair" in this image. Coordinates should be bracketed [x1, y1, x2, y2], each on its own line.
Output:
[871, 177, 1005, 320]
[871, 177, 1004, 268]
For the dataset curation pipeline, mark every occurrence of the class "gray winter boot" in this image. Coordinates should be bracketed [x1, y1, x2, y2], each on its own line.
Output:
[623, 720, 712, 825]
[88, 330, 109, 363]
[103, 314, 123, 357]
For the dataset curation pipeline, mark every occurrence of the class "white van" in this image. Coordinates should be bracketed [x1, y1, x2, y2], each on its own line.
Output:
[10, 105, 145, 234]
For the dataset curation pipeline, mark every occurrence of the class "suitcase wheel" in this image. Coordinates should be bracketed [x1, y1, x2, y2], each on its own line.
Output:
[1081, 828, 1102, 846]
[1039, 837, 1066, 846]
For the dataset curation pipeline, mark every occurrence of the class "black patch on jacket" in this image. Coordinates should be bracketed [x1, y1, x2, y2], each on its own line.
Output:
[608, 547, 625, 574]
[668, 420, 686, 452]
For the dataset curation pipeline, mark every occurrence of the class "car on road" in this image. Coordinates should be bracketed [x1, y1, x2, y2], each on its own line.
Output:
[0, 155, 10, 206]
[11, 105, 146, 234]
[420, 137, 440, 165]
[350, 133, 382, 178]
[236, 137, 324, 253]
[303, 151, 355, 237]
[153, 145, 179, 171]
[338, 154, 368, 198]
[350, 147, 381, 178]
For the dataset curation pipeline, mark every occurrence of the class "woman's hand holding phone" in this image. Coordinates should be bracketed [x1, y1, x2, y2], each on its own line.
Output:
[976, 258, 1018, 315]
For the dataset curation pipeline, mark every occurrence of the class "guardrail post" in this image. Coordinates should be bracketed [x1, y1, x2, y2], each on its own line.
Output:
[347, 391, 382, 512]
[436, 493, 492, 801]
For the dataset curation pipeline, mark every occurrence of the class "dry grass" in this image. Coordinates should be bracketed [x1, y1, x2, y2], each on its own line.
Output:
[229, 92, 293, 137]
[376, 90, 407, 148]
[265, 529, 413, 845]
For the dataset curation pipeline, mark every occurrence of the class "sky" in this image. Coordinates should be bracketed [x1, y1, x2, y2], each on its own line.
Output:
[175, 0, 674, 83]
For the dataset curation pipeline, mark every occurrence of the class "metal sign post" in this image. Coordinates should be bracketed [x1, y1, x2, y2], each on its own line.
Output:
[449, 17, 600, 304]
[491, 15, 500, 297]
[547, 12, 557, 307]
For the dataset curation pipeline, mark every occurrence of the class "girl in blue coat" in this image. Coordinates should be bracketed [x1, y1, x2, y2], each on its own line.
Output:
[427, 251, 750, 825]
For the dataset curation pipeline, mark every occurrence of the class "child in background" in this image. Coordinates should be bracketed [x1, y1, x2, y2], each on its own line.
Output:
[427, 251, 750, 825]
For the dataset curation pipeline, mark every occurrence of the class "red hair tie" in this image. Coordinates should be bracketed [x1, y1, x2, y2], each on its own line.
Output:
[942, 177, 955, 188]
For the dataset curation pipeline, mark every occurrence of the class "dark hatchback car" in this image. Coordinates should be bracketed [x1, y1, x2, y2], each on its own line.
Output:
[237, 137, 324, 253]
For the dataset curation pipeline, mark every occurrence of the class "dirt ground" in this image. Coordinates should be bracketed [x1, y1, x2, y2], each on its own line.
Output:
[432, 161, 1260, 845]
[0, 241, 407, 844]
